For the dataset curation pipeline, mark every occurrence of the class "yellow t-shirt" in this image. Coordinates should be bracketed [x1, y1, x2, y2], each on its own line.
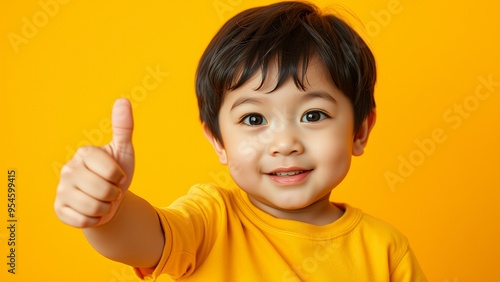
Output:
[135, 184, 426, 281]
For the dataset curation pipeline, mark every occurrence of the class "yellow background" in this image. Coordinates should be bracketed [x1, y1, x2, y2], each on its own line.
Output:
[1, 0, 499, 281]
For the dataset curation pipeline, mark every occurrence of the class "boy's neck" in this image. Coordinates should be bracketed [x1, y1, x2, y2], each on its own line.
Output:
[248, 193, 344, 226]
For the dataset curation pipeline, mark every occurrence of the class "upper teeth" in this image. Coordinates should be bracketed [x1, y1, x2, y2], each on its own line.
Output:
[274, 171, 303, 176]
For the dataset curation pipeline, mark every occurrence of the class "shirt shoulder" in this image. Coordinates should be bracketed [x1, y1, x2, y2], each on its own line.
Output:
[357, 210, 409, 245]
[348, 207, 419, 275]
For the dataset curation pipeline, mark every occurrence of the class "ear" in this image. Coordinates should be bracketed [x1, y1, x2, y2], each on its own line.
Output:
[202, 123, 228, 165]
[352, 110, 376, 156]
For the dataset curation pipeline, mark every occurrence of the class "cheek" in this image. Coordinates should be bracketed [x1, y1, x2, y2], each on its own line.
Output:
[311, 135, 353, 171]
[226, 151, 258, 192]
[224, 136, 261, 178]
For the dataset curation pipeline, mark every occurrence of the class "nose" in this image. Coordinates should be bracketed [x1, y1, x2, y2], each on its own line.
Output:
[267, 126, 304, 156]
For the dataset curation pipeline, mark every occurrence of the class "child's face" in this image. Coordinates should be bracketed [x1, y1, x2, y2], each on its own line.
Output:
[205, 58, 372, 220]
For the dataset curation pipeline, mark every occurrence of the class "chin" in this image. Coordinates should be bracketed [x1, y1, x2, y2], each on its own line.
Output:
[270, 198, 316, 211]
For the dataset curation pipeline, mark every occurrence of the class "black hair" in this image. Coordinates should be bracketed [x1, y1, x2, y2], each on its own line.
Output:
[196, 1, 376, 145]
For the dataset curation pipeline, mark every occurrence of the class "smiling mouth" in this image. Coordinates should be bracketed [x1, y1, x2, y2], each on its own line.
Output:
[267, 169, 312, 185]
[271, 170, 306, 176]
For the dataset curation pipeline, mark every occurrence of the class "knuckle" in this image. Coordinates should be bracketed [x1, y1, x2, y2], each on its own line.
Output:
[89, 201, 108, 216]
[55, 185, 67, 201]
[55, 181, 73, 197]
[53, 204, 100, 228]
[60, 164, 74, 176]
[55, 208, 83, 227]
[53, 201, 64, 216]
[71, 213, 98, 228]
[71, 216, 92, 228]
[100, 165, 118, 180]
[60, 158, 83, 177]
[100, 185, 117, 200]
[101, 166, 124, 184]
[76, 146, 95, 158]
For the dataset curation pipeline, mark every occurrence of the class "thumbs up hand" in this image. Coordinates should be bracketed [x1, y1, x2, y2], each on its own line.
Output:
[55, 98, 135, 228]
[101, 98, 135, 190]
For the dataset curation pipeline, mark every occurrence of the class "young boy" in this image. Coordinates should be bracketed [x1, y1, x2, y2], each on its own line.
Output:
[54, 1, 427, 281]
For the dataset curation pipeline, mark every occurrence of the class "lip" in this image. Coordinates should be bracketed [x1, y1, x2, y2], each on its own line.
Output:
[266, 167, 312, 186]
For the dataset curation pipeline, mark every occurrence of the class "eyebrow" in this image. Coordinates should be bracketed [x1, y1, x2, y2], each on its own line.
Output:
[300, 91, 337, 104]
[229, 91, 337, 111]
[230, 97, 264, 111]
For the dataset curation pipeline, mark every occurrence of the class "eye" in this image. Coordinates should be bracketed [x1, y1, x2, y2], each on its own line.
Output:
[241, 113, 267, 126]
[301, 110, 330, 123]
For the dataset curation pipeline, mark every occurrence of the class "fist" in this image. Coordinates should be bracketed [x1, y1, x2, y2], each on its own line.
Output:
[54, 98, 135, 228]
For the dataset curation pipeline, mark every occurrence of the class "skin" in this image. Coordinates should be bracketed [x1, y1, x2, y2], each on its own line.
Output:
[53, 58, 375, 269]
[204, 58, 376, 225]
[54, 98, 164, 268]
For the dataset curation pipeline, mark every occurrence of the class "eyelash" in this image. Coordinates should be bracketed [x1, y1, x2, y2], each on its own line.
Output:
[300, 110, 331, 123]
[239, 113, 267, 126]
[239, 110, 330, 126]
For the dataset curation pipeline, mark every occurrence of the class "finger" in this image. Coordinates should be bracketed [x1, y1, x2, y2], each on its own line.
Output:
[61, 187, 113, 217]
[111, 98, 134, 149]
[76, 146, 125, 185]
[67, 167, 122, 202]
[54, 204, 100, 228]
[60, 153, 83, 176]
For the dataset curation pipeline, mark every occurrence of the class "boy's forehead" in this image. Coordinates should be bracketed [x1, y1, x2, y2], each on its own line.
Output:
[240, 56, 333, 93]
[221, 58, 345, 112]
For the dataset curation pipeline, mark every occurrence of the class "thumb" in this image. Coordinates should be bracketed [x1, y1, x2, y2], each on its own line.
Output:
[111, 98, 134, 149]
[104, 98, 135, 189]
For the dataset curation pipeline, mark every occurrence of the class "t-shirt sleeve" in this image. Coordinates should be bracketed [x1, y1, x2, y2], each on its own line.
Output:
[390, 246, 428, 282]
[133, 184, 224, 281]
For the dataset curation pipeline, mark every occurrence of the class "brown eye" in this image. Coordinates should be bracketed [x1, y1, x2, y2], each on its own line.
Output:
[301, 110, 329, 122]
[241, 114, 267, 126]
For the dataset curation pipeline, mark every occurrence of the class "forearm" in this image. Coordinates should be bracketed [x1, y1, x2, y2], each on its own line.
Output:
[82, 191, 165, 268]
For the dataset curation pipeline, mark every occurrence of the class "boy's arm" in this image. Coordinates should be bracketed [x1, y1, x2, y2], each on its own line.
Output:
[54, 98, 164, 268]
[82, 191, 164, 268]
